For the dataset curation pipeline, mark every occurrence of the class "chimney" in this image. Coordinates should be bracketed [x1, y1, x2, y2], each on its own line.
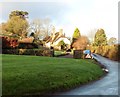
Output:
[59, 29, 63, 36]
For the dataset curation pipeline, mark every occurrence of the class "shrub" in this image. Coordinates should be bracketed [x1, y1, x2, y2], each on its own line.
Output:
[18, 43, 38, 49]
[2, 36, 19, 49]
[2, 49, 54, 57]
[2, 49, 19, 54]
[91, 45, 119, 61]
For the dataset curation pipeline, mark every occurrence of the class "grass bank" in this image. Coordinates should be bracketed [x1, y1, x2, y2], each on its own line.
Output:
[2, 54, 104, 96]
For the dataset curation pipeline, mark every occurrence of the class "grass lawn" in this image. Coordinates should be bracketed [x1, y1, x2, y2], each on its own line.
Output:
[2, 54, 104, 96]
[54, 51, 67, 57]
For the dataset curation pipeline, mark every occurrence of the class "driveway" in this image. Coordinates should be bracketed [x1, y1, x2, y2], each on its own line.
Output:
[54, 54, 119, 96]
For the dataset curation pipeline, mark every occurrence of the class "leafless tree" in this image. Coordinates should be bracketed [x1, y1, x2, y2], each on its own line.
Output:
[87, 28, 97, 44]
[29, 18, 53, 39]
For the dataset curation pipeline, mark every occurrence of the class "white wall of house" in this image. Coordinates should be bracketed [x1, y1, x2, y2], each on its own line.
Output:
[45, 42, 51, 48]
[53, 37, 71, 46]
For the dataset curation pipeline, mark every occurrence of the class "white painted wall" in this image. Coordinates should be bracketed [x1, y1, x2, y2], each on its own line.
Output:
[53, 37, 71, 46]
[45, 42, 51, 48]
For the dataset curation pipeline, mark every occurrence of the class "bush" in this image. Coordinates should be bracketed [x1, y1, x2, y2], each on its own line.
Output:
[2, 49, 19, 54]
[2, 49, 54, 57]
[90, 45, 119, 61]
[18, 43, 38, 49]
[2, 36, 19, 49]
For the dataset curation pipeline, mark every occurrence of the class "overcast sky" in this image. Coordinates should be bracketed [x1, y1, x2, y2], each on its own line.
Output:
[0, 0, 119, 39]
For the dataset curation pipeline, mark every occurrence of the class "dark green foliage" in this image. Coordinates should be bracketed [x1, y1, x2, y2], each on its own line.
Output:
[9, 10, 28, 19]
[93, 28, 107, 46]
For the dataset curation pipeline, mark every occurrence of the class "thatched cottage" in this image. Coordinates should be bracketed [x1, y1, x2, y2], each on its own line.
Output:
[43, 29, 71, 50]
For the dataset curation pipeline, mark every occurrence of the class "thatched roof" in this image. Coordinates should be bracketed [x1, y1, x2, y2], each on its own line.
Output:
[43, 36, 51, 41]
[43, 32, 59, 43]
[51, 32, 60, 43]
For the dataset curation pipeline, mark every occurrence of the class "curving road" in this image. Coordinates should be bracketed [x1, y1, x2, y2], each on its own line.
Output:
[54, 54, 119, 96]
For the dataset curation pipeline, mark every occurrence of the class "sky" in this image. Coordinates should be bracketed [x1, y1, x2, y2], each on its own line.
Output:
[0, 0, 119, 40]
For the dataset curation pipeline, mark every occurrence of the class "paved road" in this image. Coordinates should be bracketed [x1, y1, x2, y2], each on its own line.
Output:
[54, 54, 119, 96]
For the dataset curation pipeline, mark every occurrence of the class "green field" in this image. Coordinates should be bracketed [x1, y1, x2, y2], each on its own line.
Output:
[2, 54, 104, 95]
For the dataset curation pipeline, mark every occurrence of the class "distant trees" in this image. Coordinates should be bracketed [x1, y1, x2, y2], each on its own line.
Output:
[29, 19, 43, 39]
[2, 10, 118, 50]
[87, 28, 97, 44]
[72, 28, 81, 47]
[1, 10, 55, 40]
[5, 10, 29, 38]
[9, 10, 28, 19]
[7, 16, 28, 37]
[43, 18, 52, 37]
[108, 37, 117, 45]
[71, 28, 89, 50]
[29, 18, 53, 40]
[93, 28, 107, 46]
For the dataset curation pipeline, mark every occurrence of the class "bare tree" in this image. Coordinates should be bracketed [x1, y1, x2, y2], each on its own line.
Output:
[87, 28, 97, 44]
[28, 18, 44, 39]
[43, 18, 53, 37]
[29, 18, 53, 40]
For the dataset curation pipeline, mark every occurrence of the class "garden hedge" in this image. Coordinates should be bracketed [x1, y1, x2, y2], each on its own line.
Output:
[2, 49, 54, 57]
[87, 44, 120, 61]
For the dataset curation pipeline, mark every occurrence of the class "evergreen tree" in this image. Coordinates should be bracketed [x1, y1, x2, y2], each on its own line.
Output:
[9, 10, 28, 19]
[72, 28, 81, 42]
[93, 28, 107, 46]
[73, 28, 81, 39]
[6, 10, 29, 38]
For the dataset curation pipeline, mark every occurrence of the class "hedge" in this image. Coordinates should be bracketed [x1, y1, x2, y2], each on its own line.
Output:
[87, 44, 120, 61]
[2, 49, 54, 57]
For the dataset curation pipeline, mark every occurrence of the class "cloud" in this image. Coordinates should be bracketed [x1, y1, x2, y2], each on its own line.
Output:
[61, 0, 118, 38]
[0, 0, 119, 39]
[0, 0, 71, 2]
[1, 2, 70, 20]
